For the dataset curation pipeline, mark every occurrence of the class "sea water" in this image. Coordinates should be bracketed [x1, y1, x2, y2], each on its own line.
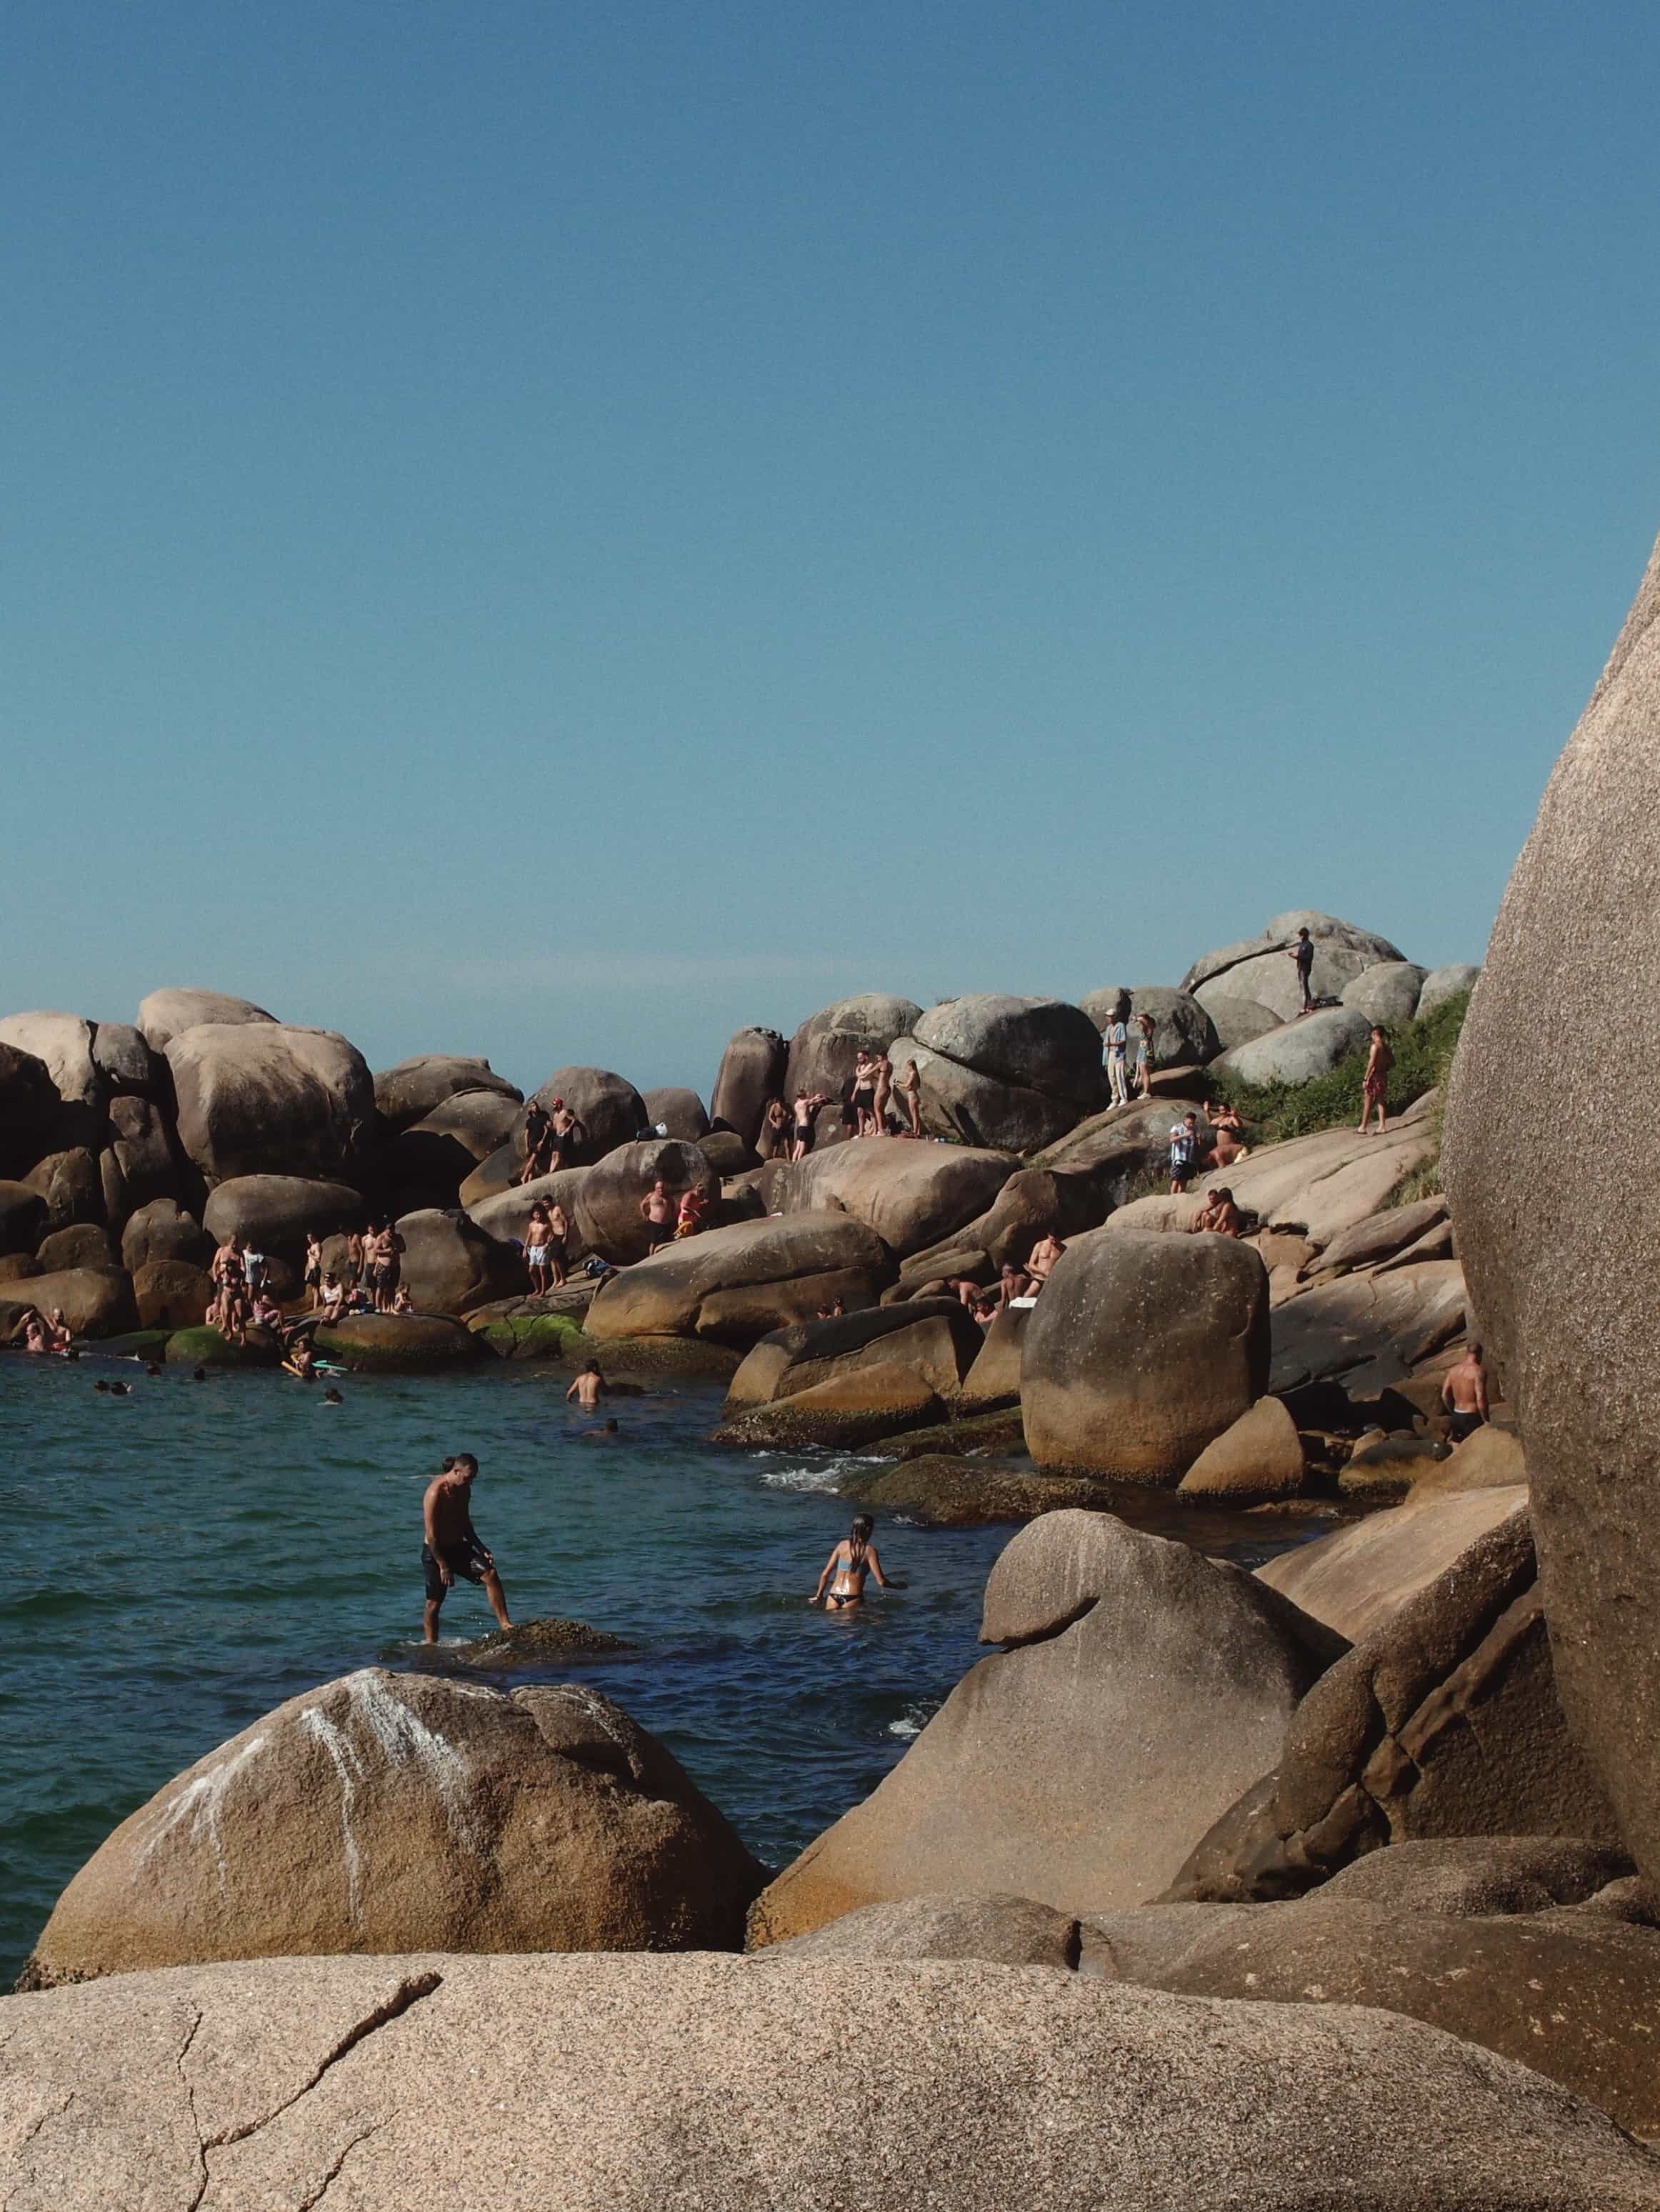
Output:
[0, 1351, 1331, 1982]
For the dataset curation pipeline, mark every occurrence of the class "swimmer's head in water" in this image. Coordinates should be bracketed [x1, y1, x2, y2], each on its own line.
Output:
[94, 1379, 109, 1393]
[192, 1368, 207, 1381]
[604, 1417, 619, 1433]
[323, 1386, 343, 1404]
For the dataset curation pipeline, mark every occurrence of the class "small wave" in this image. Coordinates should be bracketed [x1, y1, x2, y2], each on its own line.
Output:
[886, 1698, 935, 1742]
[754, 1451, 867, 1496]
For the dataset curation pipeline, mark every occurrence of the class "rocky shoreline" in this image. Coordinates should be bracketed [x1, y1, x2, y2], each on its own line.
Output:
[10, 816, 1660, 2207]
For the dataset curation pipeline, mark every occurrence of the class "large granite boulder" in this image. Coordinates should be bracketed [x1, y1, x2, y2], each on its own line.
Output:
[1108, 1116, 1436, 1249]
[525, 1066, 648, 1163]
[584, 1211, 890, 1347]
[132, 1258, 216, 1331]
[372, 1054, 521, 1131]
[136, 987, 277, 1051]
[757, 1893, 1083, 1969]
[36, 1223, 115, 1272]
[1341, 961, 1426, 1025]
[714, 1363, 944, 1449]
[1185, 912, 1406, 1021]
[21, 1670, 764, 1987]
[90, 1020, 163, 1097]
[569, 1138, 719, 1265]
[724, 1300, 987, 1411]
[104, 1093, 184, 1215]
[1418, 961, 1481, 1017]
[642, 1086, 710, 1139]
[201, 1175, 366, 1261]
[1142, 1891, 1660, 2138]
[24, 1146, 104, 1233]
[466, 1166, 592, 1251]
[311, 1314, 487, 1371]
[1269, 1258, 1468, 1393]
[1444, 531, 1660, 1898]
[0, 1181, 48, 1256]
[1028, 1098, 1206, 1209]
[0, 1267, 137, 1339]
[0, 1041, 60, 1176]
[1213, 1006, 1374, 1087]
[166, 1024, 374, 1183]
[1166, 1508, 1621, 1905]
[9, 1952, 1657, 2212]
[119, 1198, 211, 1273]
[1257, 1483, 1531, 1640]
[749, 1513, 1343, 1944]
[1177, 1396, 1306, 1501]
[0, 1011, 100, 1107]
[392, 1209, 524, 1315]
[886, 995, 1105, 1152]
[896, 1166, 1103, 1291]
[709, 1025, 788, 1145]
[751, 1136, 1014, 1258]
[1021, 1226, 1269, 1482]
[1201, 993, 1284, 1051]
[783, 994, 925, 1132]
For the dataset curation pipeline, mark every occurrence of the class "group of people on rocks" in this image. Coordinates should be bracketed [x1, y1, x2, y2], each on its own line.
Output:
[198, 1223, 411, 1348]
[1099, 1009, 1161, 1107]
[943, 1228, 1069, 1326]
[1167, 1101, 1250, 1196]
[514, 1097, 587, 1186]
[761, 1054, 927, 1161]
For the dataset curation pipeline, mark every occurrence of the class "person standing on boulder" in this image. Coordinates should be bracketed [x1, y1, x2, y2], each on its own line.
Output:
[371, 1221, 406, 1312]
[1104, 1011, 1130, 1107]
[898, 1059, 924, 1138]
[422, 1453, 512, 1643]
[1133, 1011, 1156, 1099]
[1441, 1344, 1490, 1443]
[1359, 1025, 1394, 1136]
[516, 1101, 551, 1186]
[1288, 926, 1316, 1014]
[639, 1179, 676, 1251]
[1169, 1111, 1201, 1193]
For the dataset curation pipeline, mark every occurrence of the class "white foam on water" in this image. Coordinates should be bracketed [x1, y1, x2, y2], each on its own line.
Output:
[886, 1699, 934, 1743]
[134, 1734, 270, 1893]
[756, 1452, 866, 1495]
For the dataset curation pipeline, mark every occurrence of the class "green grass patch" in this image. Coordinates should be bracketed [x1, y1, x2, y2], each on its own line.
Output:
[1205, 990, 1471, 1148]
[474, 1312, 585, 1361]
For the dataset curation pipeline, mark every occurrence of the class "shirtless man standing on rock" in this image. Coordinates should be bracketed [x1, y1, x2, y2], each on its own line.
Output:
[421, 1453, 511, 1643]
[1441, 1343, 1490, 1443]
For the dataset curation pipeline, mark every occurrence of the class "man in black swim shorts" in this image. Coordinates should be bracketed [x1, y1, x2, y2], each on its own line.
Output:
[421, 1452, 512, 1643]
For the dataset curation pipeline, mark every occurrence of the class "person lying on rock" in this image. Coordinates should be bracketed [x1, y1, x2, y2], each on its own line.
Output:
[813, 1514, 906, 1611]
[422, 1453, 511, 1644]
[1024, 1232, 1066, 1292]
[566, 1360, 609, 1411]
[1441, 1343, 1489, 1443]
[1192, 1188, 1243, 1237]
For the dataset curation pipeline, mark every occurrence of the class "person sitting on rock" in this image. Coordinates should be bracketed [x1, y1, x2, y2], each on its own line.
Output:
[947, 1275, 984, 1308]
[1441, 1343, 1489, 1443]
[816, 1295, 846, 1319]
[1206, 1121, 1248, 1170]
[639, 1179, 676, 1252]
[1193, 1188, 1242, 1237]
[995, 1259, 1031, 1306]
[898, 1059, 924, 1138]
[813, 1513, 905, 1611]
[1169, 1112, 1201, 1193]
[1359, 1024, 1394, 1136]
[391, 1283, 414, 1313]
[516, 1101, 551, 1186]
[1024, 1232, 1066, 1292]
[1288, 926, 1316, 1014]
[302, 1233, 324, 1310]
[524, 1201, 557, 1296]
[250, 1286, 284, 1333]
[566, 1360, 609, 1411]
[674, 1186, 707, 1240]
[319, 1271, 345, 1323]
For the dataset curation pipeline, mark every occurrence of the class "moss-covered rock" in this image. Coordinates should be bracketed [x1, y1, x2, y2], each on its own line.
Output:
[473, 1311, 586, 1361]
[863, 1405, 1029, 1461]
[312, 1314, 487, 1372]
[96, 1330, 176, 1361]
[164, 1326, 281, 1368]
[842, 1454, 1121, 1527]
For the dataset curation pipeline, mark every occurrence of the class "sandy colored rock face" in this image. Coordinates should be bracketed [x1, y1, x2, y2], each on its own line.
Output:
[724, 1300, 986, 1410]
[1444, 536, 1660, 1893]
[714, 1362, 941, 1448]
[23, 1670, 763, 1987]
[136, 987, 277, 1051]
[1269, 1258, 1469, 1393]
[1178, 1395, 1306, 1500]
[709, 1025, 787, 1147]
[9, 1951, 1659, 2212]
[525, 1065, 647, 1162]
[201, 1174, 366, 1257]
[1213, 1004, 1375, 1085]
[166, 1023, 374, 1185]
[1021, 1226, 1269, 1483]
[1256, 1484, 1530, 1641]
[0, 1266, 137, 1338]
[391, 1208, 523, 1315]
[750, 1513, 1341, 1943]
[584, 1210, 889, 1346]
[752, 1136, 1014, 1258]
[1107, 1118, 1436, 1248]
[641, 1085, 709, 1139]
[372, 1054, 520, 1131]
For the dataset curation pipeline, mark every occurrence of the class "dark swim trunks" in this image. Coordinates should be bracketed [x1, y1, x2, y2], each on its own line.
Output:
[422, 1541, 486, 1601]
[794, 1124, 814, 1153]
[1447, 1410, 1485, 1444]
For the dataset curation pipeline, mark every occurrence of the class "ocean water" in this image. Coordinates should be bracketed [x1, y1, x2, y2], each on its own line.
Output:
[0, 1350, 1333, 1983]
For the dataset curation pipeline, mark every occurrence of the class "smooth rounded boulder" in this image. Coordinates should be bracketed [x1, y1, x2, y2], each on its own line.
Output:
[372, 1054, 521, 1131]
[724, 1299, 987, 1411]
[21, 1668, 764, 1987]
[1212, 1005, 1374, 1087]
[1198, 992, 1283, 1051]
[0, 1041, 60, 1175]
[1340, 960, 1426, 1024]
[783, 994, 924, 1128]
[0, 1267, 137, 1339]
[1444, 530, 1660, 1896]
[709, 1025, 787, 1146]
[1418, 960, 1481, 1016]
[24, 1146, 104, 1232]
[1081, 986, 1219, 1068]
[202, 1175, 366, 1259]
[1021, 1227, 1269, 1482]
[166, 1023, 374, 1183]
[9, 1953, 1658, 2212]
[749, 1512, 1343, 1944]
[119, 1198, 211, 1273]
[753, 1136, 1014, 1258]
[584, 1211, 890, 1346]
[572, 1138, 719, 1264]
[132, 1258, 215, 1330]
[0, 1011, 100, 1111]
[392, 1209, 524, 1314]
[136, 987, 277, 1051]
[1185, 912, 1406, 1019]
[642, 1085, 710, 1139]
[525, 1066, 647, 1163]
[1256, 1483, 1530, 1640]
[1178, 1396, 1305, 1501]
[311, 1313, 487, 1371]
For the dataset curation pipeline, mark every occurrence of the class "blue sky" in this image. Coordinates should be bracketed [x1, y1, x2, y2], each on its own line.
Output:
[5, 1, 1657, 1095]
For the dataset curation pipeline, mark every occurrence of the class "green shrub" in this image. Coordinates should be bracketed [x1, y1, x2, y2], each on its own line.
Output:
[1205, 989, 1471, 1149]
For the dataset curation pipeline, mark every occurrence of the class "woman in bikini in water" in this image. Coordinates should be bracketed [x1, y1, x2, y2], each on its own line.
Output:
[812, 1514, 904, 1611]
